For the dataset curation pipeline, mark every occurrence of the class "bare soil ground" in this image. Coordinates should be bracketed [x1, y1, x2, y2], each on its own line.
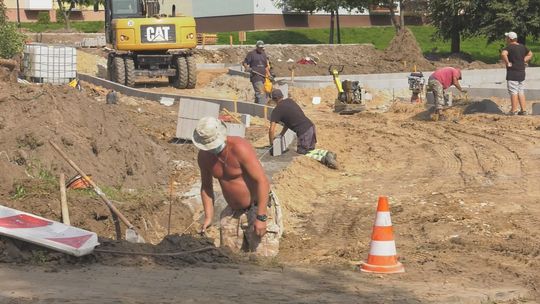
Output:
[1, 33, 539, 303]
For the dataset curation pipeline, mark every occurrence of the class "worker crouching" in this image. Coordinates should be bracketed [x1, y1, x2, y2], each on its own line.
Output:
[268, 89, 338, 169]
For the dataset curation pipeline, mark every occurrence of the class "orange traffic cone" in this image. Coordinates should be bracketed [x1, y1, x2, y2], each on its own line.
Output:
[360, 196, 404, 273]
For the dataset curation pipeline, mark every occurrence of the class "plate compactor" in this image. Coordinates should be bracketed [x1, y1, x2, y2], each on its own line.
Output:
[329, 65, 366, 115]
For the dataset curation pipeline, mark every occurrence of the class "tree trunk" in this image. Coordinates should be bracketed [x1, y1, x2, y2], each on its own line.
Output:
[57, 0, 71, 30]
[329, 10, 335, 44]
[387, 2, 400, 33]
[336, 9, 341, 44]
[399, 0, 405, 29]
[518, 36, 526, 45]
[451, 30, 460, 53]
[64, 11, 71, 30]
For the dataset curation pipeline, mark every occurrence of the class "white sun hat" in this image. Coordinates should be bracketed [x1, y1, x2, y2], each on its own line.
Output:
[505, 32, 518, 40]
[192, 116, 227, 151]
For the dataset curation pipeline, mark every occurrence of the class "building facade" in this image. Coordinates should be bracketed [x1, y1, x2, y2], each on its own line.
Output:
[192, 0, 398, 32]
[4, 0, 102, 22]
[4, 0, 405, 31]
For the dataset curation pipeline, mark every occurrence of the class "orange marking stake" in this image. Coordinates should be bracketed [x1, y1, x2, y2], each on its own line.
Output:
[360, 196, 405, 274]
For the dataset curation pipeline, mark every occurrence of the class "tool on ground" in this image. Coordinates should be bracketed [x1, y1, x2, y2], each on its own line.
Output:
[329, 65, 365, 115]
[104, 0, 197, 89]
[360, 196, 404, 274]
[66, 174, 93, 190]
[59, 173, 70, 225]
[408, 70, 425, 103]
[49, 140, 145, 243]
[222, 108, 243, 124]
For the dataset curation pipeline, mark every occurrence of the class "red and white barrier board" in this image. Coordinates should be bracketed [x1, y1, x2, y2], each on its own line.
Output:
[0, 205, 99, 256]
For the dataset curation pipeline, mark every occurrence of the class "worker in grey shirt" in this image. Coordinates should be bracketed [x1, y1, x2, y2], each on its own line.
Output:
[243, 40, 269, 105]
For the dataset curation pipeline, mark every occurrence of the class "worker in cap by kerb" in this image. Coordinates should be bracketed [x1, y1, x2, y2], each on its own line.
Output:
[501, 31, 533, 115]
[193, 116, 283, 257]
[268, 89, 338, 169]
[243, 40, 270, 105]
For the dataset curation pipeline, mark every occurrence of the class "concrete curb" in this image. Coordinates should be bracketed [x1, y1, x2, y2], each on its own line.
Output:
[78, 73, 273, 119]
[196, 63, 240, 70]
[270, 67, 540, 89]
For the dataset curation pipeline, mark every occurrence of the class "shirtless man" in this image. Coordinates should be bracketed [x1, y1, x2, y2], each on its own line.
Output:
[193, 116, 282, 257]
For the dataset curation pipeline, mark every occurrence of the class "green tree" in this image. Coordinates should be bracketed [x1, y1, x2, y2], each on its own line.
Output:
[57, 0, 102, 30]
[428, 0, 474, 53]
[0, 0, 7, 24]
[474, 0, 540, 45]
[275, 0, 371, 44]
[0, 0, 25, 58]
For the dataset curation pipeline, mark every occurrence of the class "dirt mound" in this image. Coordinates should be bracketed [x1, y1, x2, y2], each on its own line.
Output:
[384, 28, 434, 71]
[0, 80, 204, 244]
[0, 83, 174, 194]
[0, 234, 231, 266]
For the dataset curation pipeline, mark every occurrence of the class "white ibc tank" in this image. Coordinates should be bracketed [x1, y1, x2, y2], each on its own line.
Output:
[22, 43, 77, 84]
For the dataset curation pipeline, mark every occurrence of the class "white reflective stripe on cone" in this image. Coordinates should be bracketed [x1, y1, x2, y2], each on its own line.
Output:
[374, 212, 392, 227]
[369, 240, 397, 256]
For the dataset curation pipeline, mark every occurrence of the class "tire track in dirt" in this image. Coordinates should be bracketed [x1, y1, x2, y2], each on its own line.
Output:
[444, 125, 525, 191]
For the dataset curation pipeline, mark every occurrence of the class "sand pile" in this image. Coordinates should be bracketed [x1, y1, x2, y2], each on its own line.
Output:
[384, 28, 435, 71]
[77, 50, 107, 76]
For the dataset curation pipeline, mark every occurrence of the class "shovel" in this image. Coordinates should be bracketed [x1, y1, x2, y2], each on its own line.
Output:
[49, 140, 145, 243]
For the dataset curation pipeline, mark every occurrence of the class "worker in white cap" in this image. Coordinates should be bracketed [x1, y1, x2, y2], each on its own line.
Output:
[193, 117, 283, 257]
[501, 31, 533, 115]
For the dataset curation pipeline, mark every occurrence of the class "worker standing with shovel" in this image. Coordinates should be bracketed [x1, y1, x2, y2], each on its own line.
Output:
[243, 40, 271, 105]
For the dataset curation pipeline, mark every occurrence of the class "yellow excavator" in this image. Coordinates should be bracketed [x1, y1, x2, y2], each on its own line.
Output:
[104, 0, 197, 88]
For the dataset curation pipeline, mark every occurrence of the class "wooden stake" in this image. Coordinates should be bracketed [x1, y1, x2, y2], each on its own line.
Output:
[229, 35, 233, 47]
[59, 173, 70, 225]
[167, 175, 174, 235]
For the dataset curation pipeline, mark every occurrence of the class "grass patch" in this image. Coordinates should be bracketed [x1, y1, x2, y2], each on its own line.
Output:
[217, 25, 540, 65]
[67, 185, 166, 208]
[9, 159, 57, 200]
[18, 21, 104, 33]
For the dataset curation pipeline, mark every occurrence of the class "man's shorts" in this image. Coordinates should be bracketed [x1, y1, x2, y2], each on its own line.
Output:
[219, 191, 283, 257]
[507, 80, 525, 95]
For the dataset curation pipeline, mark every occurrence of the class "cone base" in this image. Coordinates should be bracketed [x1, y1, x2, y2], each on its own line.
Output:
[360, 261, 405, 274]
